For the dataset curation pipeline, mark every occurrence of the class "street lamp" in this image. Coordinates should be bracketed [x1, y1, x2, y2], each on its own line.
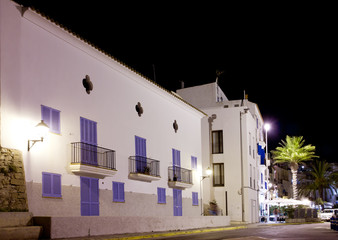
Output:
[28, 120, 49, 151]
[200, 167, 212, 215]
[264, 123, 271, 160]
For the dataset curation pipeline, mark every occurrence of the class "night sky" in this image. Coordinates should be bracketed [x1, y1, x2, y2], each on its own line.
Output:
[15, 0, 337, 163]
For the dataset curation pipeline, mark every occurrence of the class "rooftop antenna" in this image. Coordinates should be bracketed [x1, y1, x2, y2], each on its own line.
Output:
[215, 70, 224, 85]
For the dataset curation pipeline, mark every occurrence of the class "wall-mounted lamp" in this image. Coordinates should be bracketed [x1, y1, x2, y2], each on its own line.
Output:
[28, 120, 49, 151]
[205, 167, 212, 177]
[200, 166, 213, 215]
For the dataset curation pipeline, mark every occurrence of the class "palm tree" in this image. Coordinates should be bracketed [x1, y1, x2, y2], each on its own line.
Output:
[271, 136, 317, 199]
[299, 160, 338, 208]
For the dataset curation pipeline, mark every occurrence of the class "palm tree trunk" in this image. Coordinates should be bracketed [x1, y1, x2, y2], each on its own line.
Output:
[291, 166, 298, 199]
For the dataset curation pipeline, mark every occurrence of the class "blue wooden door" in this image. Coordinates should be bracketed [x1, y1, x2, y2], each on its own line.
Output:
[172, 149, 181, 181]
[173, 188, 182, 216]
[80, 176, 99, 216]
[80, 117, 97, 165]
[135, 136, 147, 173]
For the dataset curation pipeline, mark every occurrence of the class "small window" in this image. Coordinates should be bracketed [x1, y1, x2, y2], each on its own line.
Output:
[192, 192, 198, 206]
[157, 187, 166, 204]
[113, 181, 125, 202]
[213, 163, 224, 186]
[41, 105, 60, 134]
[42, 172, 61, 198]
[191, 156, 197, 170]
[212, 130, 223, 154]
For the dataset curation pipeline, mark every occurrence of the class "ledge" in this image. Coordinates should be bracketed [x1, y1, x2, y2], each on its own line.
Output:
[70, 163, 117, 179]
[128, 173, 161, 182]
[168, 181, 193, 189]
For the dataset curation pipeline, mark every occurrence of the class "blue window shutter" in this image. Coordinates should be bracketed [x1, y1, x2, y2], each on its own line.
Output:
[158, 187, 166, 204]
[191, 156, 197, 169]
[52, 174, 61, 197]
[90, 178, 99, 216]
[173, 189, 182, 216]
[41, 105, 60, 134]
[41, 105, 51, 128]
[81, 177, 91, 216]
[80, 117, 97, 165]
[81, 177, 99, 216]
[42, 172, 61, 198]
[119, 182, 125, 202]
[51, 109, 60, 134]
[135, 136, 147, 173]
[113, 182, 118, 202]
[192, 192, 198, 206]
[113, 181, 125, 202]
[42, 172, 52, 197]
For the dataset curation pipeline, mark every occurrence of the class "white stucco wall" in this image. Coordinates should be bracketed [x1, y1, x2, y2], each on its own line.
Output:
[0, 0, 205, 217]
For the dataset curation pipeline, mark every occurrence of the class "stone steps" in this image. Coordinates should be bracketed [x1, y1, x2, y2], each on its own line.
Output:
[0, 212, 42, 240]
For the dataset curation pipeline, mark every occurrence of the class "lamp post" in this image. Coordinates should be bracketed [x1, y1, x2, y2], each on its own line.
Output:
[200, 167, 212, 215]
[264, 123, 271, 160]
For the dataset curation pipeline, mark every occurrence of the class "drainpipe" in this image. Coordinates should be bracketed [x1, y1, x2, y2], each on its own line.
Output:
[240, 108, 249, 223]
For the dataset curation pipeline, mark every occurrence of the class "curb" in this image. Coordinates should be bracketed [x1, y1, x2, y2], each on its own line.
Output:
[105, 226, 248, 240]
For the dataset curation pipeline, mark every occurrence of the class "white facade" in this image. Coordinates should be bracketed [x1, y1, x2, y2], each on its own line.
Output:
[0, 0, 206, 218]
[177, 82, 269, 223]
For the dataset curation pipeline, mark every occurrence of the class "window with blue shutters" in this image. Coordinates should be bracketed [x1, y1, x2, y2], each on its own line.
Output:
[41, 105, 61, 134]
[80, 177, 99, 216]
[135, 136, 147, 173]
[80, 117, 97, 165]
[192, 192, 198, 206]
[157, 187, 166, 204]
[113, 181, 125, 202]
[42, 172, 61, 198]
[173, 188, 182, 216]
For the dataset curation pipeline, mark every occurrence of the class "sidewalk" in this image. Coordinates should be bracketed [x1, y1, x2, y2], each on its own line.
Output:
[58, 221, 320, 240]
[58, 225, 248, 240]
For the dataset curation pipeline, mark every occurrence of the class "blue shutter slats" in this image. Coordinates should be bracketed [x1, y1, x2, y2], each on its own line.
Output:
[192, 192, 198, 206]
[135, 136, 147, 173]
[157, 187, 166, 204]
[173, 189, 182, 216]
[81, 176, 99, 216]
[80, 117, 98, 165]
[42, 172, 62, 198]
[41, 105, 60, 134]
[113, 181, 125, 202]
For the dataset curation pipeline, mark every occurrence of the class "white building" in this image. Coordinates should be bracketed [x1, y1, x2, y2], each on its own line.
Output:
[0, 0, 229, 237]
[177, 82, 269, 223]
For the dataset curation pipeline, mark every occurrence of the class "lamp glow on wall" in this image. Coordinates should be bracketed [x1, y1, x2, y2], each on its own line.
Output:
[28, 120, 49, 151]
[200, 166, 212, 215]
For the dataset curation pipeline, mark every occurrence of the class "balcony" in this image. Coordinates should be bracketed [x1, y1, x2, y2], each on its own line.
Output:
[168, 166, 193, 189]
[70, 142, 117, 179]
[128, 156, 161, 182]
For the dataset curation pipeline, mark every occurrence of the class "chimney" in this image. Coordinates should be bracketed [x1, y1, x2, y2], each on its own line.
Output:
[180, 81, 185, 89]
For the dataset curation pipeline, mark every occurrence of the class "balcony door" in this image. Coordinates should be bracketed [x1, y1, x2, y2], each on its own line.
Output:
[173, 188, 182, 216]
[172, 149, 181, 181]
[80, 117, 97, 165]
[135, 136, 147, 173]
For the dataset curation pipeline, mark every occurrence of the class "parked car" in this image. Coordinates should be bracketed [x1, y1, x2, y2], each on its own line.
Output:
[320, 209, 338, 221]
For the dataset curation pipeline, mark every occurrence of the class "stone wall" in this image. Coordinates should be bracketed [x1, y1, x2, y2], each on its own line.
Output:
[0, 147, 28, 211]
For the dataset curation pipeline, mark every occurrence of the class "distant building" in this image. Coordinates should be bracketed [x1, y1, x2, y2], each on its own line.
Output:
[177, 82, 269, 223]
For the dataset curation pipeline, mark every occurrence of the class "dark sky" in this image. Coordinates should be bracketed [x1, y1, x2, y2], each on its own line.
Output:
[16, 0, 337, 163]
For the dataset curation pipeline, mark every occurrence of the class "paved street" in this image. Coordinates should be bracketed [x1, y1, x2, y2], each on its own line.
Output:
[151, 222, 337, 240]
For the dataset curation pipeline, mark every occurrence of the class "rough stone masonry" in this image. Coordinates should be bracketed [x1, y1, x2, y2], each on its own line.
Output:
[0, 147, 28, 212]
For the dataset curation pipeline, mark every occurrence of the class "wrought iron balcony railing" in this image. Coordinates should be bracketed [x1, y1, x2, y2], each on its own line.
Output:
[168, 166, 192, 184]
[129, 156, 160, 177]
[71, 142, 116, 170]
